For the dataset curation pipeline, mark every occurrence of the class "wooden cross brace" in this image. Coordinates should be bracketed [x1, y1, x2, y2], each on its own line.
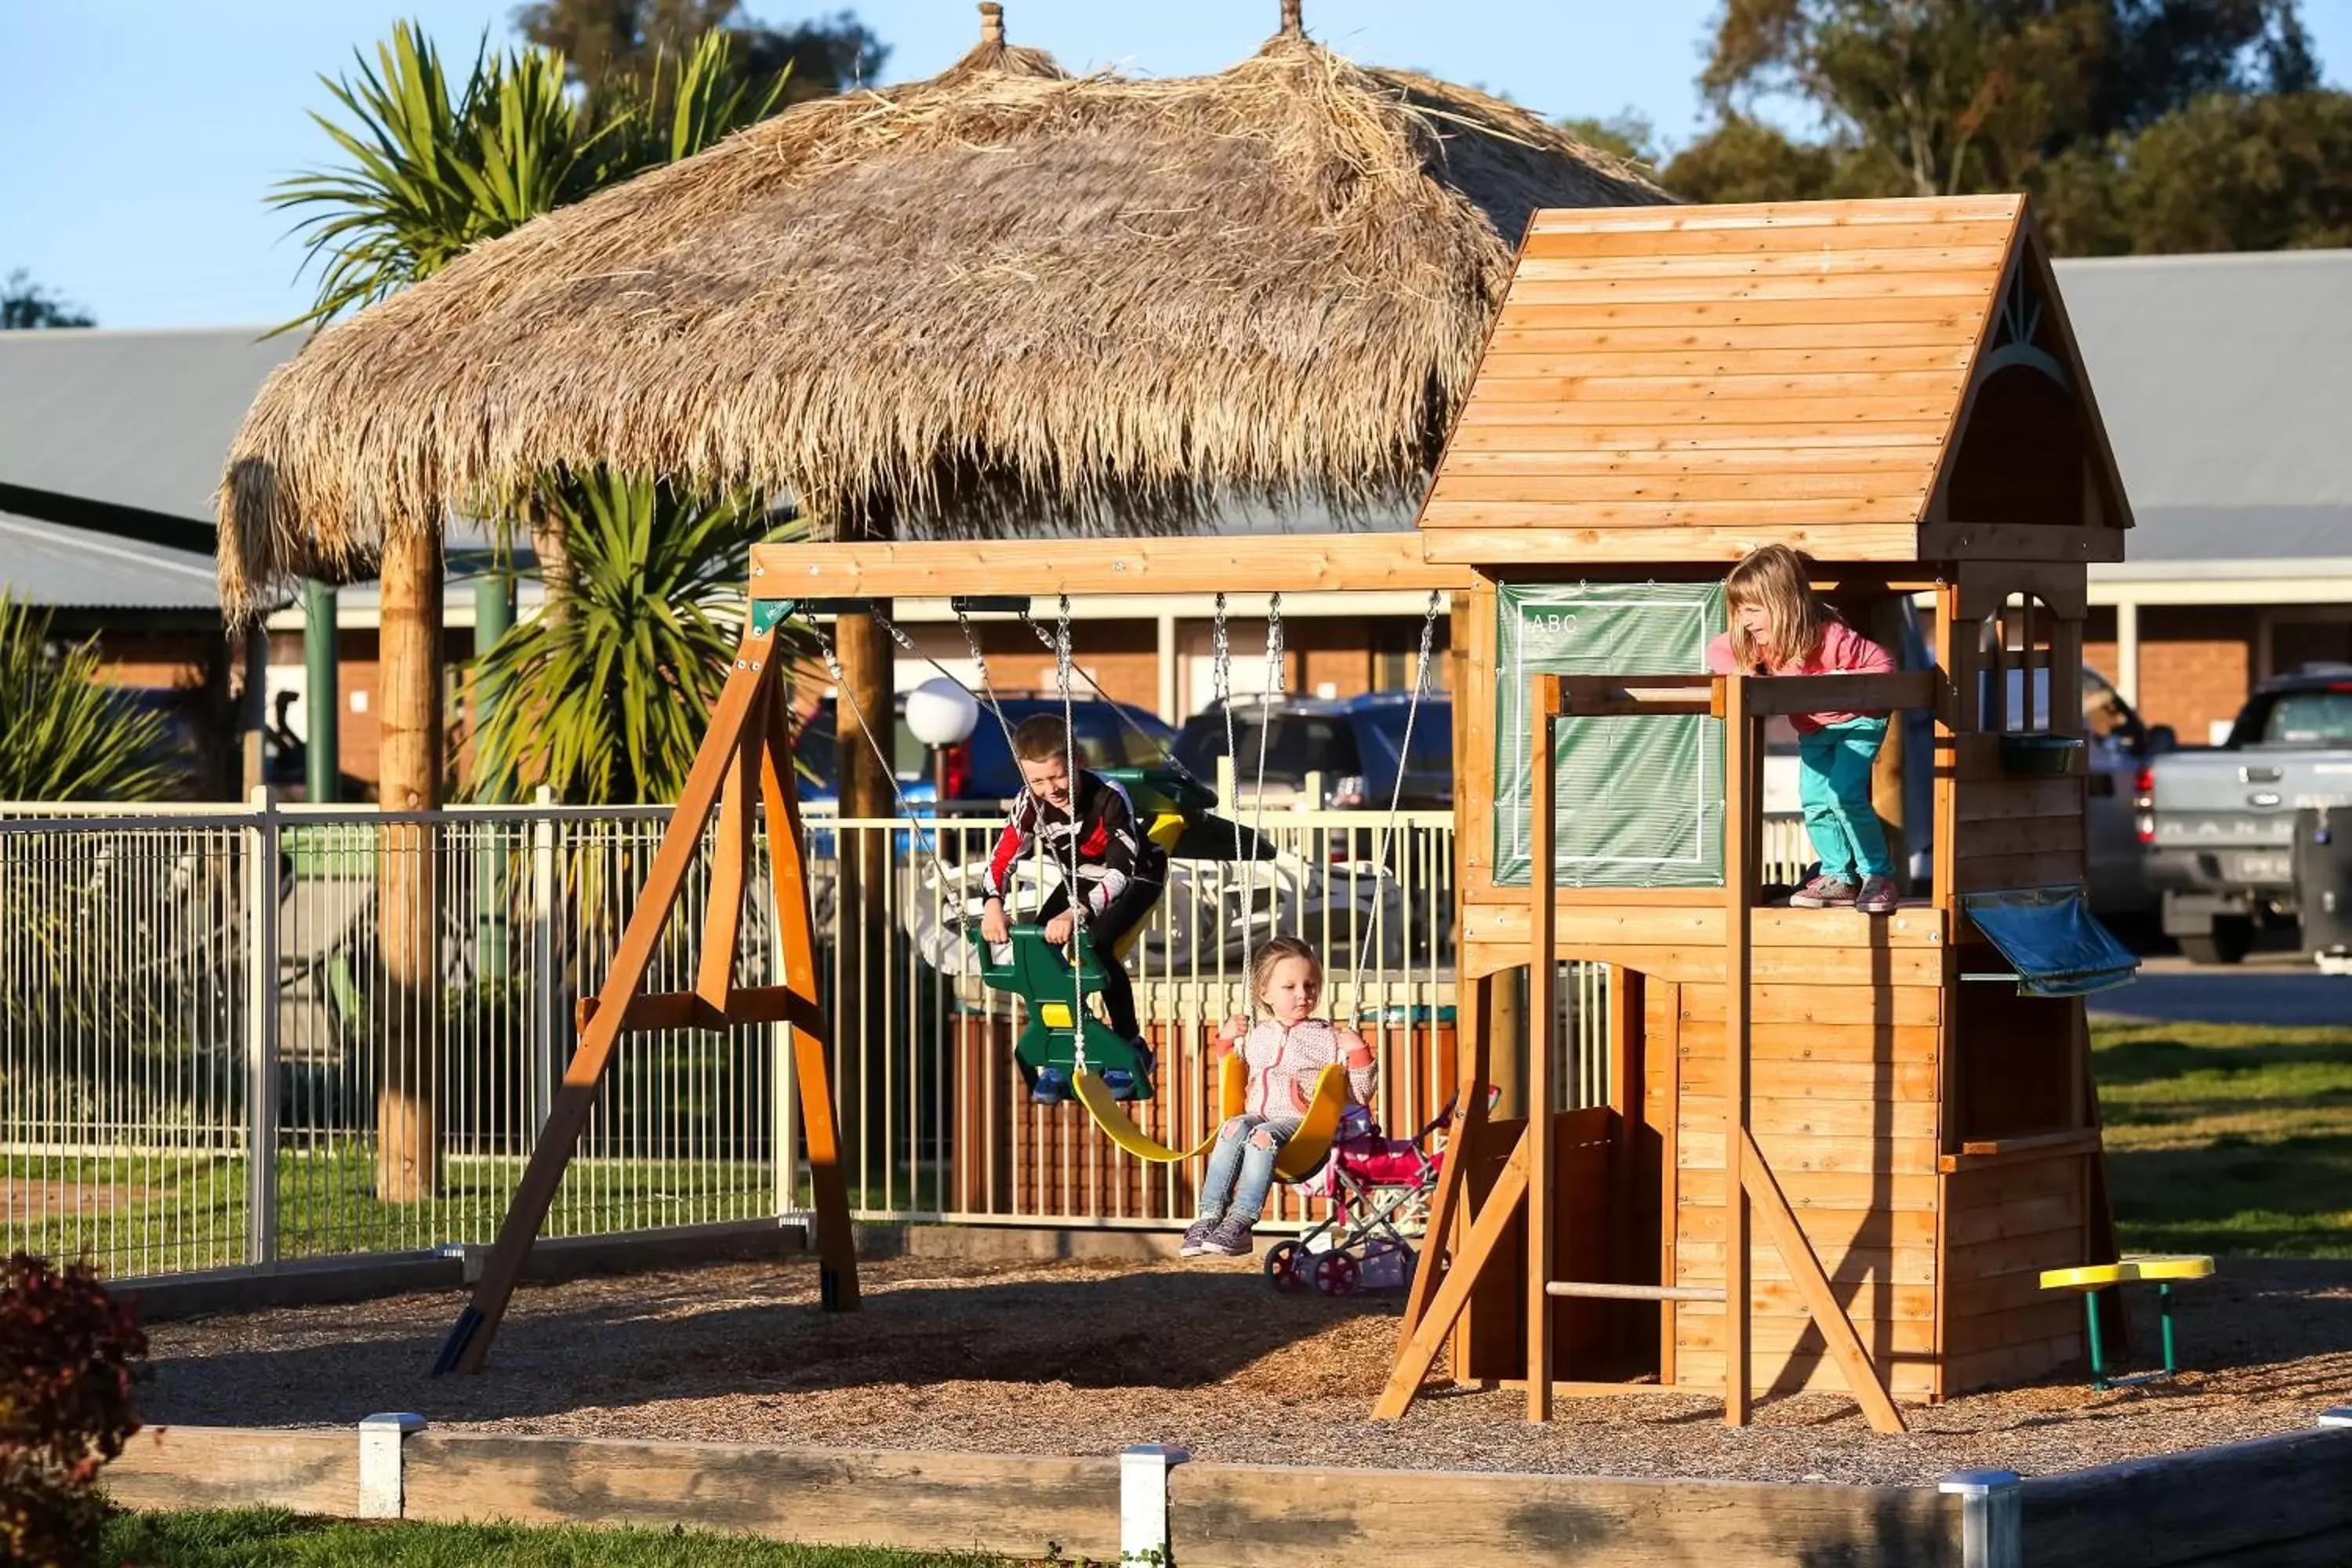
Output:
[434, 619, 860, 1376]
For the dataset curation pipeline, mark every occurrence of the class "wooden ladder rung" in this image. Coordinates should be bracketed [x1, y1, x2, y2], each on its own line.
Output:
[1544, 1280, 1727, 1303]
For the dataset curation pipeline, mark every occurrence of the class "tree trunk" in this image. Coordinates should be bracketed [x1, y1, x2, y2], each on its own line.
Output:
[830, 596, 893, 1188]
[376, 525, 445, 1203]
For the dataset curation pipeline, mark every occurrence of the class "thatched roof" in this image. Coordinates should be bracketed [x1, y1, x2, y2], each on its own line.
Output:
[217, 3, 1667, 612]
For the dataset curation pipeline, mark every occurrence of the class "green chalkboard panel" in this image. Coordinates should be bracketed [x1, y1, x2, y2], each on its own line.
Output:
[1493, 581, 1726, 888]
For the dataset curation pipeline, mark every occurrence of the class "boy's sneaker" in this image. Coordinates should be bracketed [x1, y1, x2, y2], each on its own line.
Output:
[1199, 1217, 1255, 1258]
[1178, 1218, 1219, 1258]
[1856, 876, 1900, 915]
[1788, 875, 1857, 909]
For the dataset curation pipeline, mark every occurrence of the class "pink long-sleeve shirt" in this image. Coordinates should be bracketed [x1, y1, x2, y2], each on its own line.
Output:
[1704, 620, 1894, 734]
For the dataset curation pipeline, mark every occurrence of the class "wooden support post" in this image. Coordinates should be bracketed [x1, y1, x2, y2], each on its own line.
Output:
[1722, 671, 1751, 1427]
[1374, 1129, 1531, 1421]
[376, 524, 444, 1203]
[759, 697, 861, 1312]
[436, 624, 786, 1375]
[1525, 677, 1559, 1421]
[695, 681, 765, 1011]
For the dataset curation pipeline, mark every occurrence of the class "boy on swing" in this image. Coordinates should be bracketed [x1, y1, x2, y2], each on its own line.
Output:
[978, 714, 1166, 1062]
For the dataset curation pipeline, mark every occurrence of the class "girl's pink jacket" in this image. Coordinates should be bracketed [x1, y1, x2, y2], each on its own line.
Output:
[1704, 620, 1894, 734]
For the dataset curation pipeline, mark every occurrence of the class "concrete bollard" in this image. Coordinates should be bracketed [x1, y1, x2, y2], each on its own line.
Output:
[1120, 1443, 1189, 1563]
[1940, 1468, 2022, 1568]
[358, 1413, 428, 1519]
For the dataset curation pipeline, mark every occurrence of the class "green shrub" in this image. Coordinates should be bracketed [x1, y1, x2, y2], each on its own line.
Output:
[1, 1254, 147, 1568]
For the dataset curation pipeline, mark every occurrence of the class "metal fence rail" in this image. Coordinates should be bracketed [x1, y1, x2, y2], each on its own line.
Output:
[2, 797, 1815, 1283]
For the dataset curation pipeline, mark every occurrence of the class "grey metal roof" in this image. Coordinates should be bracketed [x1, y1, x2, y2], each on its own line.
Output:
[2056, 249, 2352, 563]
[0, 514, 223, 611]
[0, 325, 299, 612]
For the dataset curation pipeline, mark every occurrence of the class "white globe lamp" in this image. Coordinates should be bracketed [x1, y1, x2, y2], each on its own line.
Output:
[905, 677, 981, 748]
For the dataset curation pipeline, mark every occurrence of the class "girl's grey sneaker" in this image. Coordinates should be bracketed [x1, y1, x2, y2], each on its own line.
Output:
[1788, 875, 1857, 909]
[1178, 1218, 1218, 1258]
[1856, 876, 1900, 914]
[1200, 1217, 1255, 1257]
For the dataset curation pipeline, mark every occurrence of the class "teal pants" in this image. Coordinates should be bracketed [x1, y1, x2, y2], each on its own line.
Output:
[1798, 717, 1893, 883]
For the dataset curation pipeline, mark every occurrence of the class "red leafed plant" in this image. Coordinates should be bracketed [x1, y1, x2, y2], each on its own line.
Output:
[0, 1254, 147, 1568]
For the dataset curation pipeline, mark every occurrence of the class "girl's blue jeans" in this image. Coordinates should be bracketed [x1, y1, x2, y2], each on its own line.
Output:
[1196, 1114, 1303, 1227]
[1798, 717, 1894, 884]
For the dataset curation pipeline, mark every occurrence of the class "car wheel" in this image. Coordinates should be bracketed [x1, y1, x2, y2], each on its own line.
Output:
[2180, 921, 2252, 965]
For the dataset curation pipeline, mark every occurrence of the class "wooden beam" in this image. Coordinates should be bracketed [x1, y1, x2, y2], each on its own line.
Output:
[1918, 521, 2127, 563]
[575, 985, 827, 1040]
[1419, 523, 1923, 566]
[748, 533, 1470, 600]
[1740, 1128, 1907, 1434]
[760, 700, 862, 1312]
[1398, 976, 1488, 1356]
[1373, 1130, 1532, 1421]
[1722, 671, 1752, 1428]
[1740, 670, 1940, 718]
[695, 677, 764, 1011]
[1526, 681, 1560, 1423]
[1559, 674, 1720, 718]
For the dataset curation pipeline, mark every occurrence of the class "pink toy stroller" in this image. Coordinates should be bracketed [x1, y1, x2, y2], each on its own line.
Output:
[1262, 1099, 1454, 1298]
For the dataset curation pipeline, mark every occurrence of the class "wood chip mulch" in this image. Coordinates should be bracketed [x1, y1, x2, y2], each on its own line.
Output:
[136, 1253, 2352, 1486]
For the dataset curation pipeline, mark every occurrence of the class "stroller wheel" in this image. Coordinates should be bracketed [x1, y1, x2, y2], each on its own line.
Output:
[1264, 1240, 1308, 1294]
[1312, 1251, 1361, 1298]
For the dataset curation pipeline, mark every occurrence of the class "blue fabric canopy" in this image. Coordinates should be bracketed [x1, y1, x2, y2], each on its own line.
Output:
[1960, 886, 2142, 997]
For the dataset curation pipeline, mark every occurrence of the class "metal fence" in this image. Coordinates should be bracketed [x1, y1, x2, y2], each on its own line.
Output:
[1, 797, 1814, 1284]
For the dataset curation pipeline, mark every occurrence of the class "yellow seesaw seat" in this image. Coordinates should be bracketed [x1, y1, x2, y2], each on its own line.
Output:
[1073, 1050, 1352, 1181]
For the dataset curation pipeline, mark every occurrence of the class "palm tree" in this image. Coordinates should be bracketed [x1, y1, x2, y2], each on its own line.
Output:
[470, 472, 798, 806]
[272, 21, 785, 1201]
[0, 593, 175, 801]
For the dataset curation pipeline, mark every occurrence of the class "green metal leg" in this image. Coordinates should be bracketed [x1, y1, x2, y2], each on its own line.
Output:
[2158, 1281, 2177, 1376]
[2085, 1290, 2109, 1392]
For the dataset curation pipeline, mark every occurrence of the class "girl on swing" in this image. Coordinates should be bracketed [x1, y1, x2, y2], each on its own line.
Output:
[1181, 936, 1377, 1258]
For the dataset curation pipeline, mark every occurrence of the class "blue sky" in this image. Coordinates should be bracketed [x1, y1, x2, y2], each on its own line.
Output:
[4, 0, 2348, 330]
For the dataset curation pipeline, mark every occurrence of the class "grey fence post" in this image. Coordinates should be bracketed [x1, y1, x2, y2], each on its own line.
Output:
[1120, 1443, 1188, 1564]
[1940, 1468, 2022, 1568]
[244, 786, 281, 1267]
[358, 1411, 427, 1519]
[530, 786, 558, 1136]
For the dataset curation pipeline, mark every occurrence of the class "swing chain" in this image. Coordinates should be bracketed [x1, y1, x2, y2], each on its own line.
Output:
[1051, 593, 1090, 1073]
[813, 622, 957, 897]
[951, 607, 1024, 764]
[1351, 590, 1443, 1002]
[1236, 593, 1283, 992]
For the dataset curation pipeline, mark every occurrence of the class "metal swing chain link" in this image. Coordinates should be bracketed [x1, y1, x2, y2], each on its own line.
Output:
[1239, 593, 1283, 991]
[949, 608, 1024, 766]
[1352, 590, 1443, 1004]
[1016, 607, 1206, 790]
[813, 625, 957, 897]
[1052, 594, 1090, 1073]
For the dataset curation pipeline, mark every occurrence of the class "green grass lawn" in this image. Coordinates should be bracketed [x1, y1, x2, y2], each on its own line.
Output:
[103, 1509, 1041, 1568]
[2092, 1020, 2352, 1258]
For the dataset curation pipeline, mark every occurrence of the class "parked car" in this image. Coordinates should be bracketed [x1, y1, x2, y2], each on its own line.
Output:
[2145, 664, 2352, 963]
[1759, 662, 2163, 919]
[1171, 691, 1454, 811]
[797, 691, 1177, 811]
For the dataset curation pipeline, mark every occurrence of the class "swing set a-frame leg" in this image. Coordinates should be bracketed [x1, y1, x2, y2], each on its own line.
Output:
[434, 622, 859, 1374]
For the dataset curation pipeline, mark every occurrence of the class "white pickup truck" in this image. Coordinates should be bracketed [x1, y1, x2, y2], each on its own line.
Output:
[2145, 667, 2352, 963]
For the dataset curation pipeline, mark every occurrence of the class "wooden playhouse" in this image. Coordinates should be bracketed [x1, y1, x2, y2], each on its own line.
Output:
[1381, 192, 2137, 1429]
[445, 194, 2139, 1428]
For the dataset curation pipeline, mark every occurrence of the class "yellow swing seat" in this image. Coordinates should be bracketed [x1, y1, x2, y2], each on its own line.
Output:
[1073, 1051, 1352, 1182]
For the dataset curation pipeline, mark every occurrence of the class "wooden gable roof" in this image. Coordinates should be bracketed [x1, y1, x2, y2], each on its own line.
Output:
[1417, 194, 2130, 567]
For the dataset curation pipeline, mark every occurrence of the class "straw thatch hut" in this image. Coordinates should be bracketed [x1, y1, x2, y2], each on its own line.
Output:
[215, 1, 1664, 1196]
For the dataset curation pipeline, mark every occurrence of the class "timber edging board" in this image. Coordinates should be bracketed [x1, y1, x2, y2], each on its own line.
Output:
[100, 1419, 2352, 1566]
[2016, 1424, 2352, 1566]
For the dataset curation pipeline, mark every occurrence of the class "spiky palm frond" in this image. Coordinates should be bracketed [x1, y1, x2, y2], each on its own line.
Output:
[0, 593, 176, 802]
[470, 474, 804, 805]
